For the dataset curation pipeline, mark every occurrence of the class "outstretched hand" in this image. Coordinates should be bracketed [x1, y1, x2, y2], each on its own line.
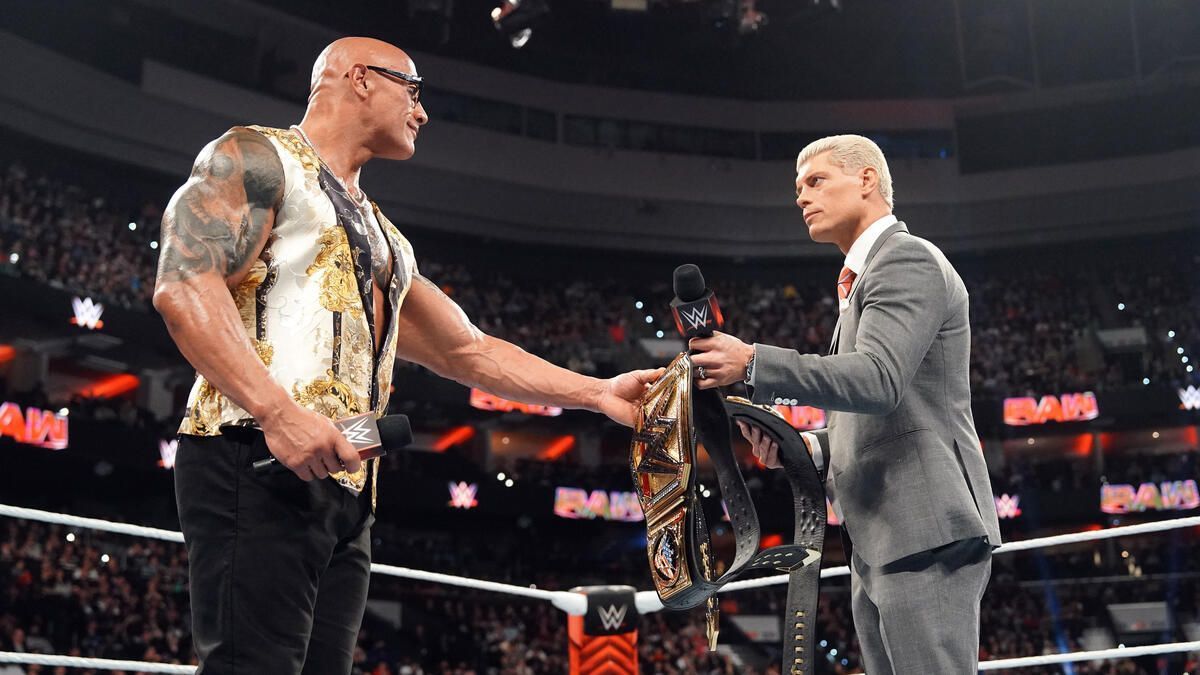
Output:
[598, 367, 666, 427]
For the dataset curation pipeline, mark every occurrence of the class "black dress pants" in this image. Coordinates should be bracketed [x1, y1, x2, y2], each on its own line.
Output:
[175, 432, 374, 675]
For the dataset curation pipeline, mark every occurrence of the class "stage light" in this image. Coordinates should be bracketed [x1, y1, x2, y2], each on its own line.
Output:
[491, 0, 547, 49]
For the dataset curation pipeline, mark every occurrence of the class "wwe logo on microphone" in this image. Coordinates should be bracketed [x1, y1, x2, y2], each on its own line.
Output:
[448, 481, 479, 509]
[1179, 385, 1200, 411]
[597, 604, 628, 632]
[70, 297, 105, 330]
[340, 416, 375, 447]
[680, 304, 710, 331]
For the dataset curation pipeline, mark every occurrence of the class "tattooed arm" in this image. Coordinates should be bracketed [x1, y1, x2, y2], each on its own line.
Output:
[154, 127, 359, 480]
[393, 275, 663, 427]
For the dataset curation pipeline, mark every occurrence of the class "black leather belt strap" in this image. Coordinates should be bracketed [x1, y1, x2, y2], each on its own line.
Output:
[726, 398, 826, 675]
[631, 353, 826, 675]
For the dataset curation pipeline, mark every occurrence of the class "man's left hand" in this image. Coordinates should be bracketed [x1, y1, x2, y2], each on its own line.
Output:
[598, 367, 667, 427]
[689, 331, 755, 390]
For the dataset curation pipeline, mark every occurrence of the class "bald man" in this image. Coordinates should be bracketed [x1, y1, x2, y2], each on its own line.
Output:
[154, 38, 661, 674]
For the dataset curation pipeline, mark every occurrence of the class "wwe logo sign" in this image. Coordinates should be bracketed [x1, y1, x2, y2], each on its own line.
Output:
[679, 304, 709, 331]
[158, 439, 179, 469]
[1179, 386, 1200, 411]
[597, 604, 628, 632]
[70, 297, 105, 330]
[447, 481, 479, 509]
[994, 493, 1022, 519]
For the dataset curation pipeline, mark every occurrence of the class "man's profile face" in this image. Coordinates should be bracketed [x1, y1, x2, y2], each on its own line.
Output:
[794, 152, 865, 246]
[366, 60, 428, 161]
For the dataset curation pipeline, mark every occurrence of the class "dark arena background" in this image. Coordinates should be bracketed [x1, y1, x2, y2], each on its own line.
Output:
[1, 0, 1199, 673]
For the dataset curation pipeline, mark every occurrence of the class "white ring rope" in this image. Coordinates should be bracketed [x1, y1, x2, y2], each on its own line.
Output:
[2, 504, 1198, 672]
[712, 514, 1200, 597]
[977, 640, 1200, 671]
[0, 504, 184, 543]
[0, 651, 196, 673]
[0, 504, 589, 615]
[5, 642, 1199, 673]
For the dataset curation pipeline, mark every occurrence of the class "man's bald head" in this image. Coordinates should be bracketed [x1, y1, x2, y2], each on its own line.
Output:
[300, 37, 428, 163]
[309, 37, 417, 100]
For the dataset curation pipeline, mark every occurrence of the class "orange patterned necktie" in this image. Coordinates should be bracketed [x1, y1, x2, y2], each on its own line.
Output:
[837, 266, 858, 304]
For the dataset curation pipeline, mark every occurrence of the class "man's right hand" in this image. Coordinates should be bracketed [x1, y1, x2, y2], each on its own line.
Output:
[738, 420, 783, 470]
[258, 403, 363, 481]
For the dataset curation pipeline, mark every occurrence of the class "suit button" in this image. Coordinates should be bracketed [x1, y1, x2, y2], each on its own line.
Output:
[774, 398, 784, 405]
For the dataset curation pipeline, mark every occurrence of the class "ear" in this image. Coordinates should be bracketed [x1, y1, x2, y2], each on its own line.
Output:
[348, 63, 370, 100]
[860, 166, 879, 199]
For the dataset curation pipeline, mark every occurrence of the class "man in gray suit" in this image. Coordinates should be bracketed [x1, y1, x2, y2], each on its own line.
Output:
[690, 134, 1002, 673]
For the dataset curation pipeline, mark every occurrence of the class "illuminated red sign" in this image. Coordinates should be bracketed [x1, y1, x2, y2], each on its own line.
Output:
[1004, 393, 1099, 426]
[448, 481, 480, 509]
[1101, 480, 1199, 514]
[470, 389, 563, 417]
[0, 402, 69, 450]
[773, 405, 827, 431]
[554, 487, 644, 522]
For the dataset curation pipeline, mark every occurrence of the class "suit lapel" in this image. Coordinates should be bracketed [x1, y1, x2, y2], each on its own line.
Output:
[826, 221, 909, 355]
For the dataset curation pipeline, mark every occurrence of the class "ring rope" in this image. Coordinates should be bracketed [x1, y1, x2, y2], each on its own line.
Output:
[0, 651, 196, 673]
[712, 514, 1200, 596]
[5, 641, 1199, 673]
[0, 504, 587, 615]
[2, 505, 1197, 672]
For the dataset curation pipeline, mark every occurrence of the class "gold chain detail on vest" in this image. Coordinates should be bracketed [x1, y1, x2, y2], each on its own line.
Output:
[307, 227, 365, 319]
[250, 126, 319, 173]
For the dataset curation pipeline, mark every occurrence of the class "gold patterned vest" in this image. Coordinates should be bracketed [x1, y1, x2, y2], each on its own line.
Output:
[178, 126, 418, 498]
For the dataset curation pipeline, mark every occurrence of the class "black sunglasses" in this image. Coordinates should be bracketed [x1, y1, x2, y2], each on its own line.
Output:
[366, 65, 424, 107]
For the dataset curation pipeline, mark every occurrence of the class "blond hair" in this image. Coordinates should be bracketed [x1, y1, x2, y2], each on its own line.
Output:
[796, 134, 893, 209]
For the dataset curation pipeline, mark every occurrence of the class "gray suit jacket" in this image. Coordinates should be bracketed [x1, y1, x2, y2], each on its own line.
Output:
[752, 221, 1002, 567]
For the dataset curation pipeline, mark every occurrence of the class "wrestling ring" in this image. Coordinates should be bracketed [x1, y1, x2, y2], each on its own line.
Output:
[1, 503, 1198, 673]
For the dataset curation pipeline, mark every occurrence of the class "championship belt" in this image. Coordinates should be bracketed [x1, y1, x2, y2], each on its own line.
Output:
[630, 352, 826, 675]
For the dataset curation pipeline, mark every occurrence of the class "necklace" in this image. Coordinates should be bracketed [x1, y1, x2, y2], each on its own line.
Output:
[290, 125, 366, 204]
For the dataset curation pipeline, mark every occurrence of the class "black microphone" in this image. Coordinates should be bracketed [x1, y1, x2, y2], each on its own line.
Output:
[251, 413, 413, 475]
[671, 264, 724, 339]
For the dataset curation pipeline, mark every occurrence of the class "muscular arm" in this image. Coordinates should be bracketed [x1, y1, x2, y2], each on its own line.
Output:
[393, 275, 607, 412]
[153, 127, 289, 421]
